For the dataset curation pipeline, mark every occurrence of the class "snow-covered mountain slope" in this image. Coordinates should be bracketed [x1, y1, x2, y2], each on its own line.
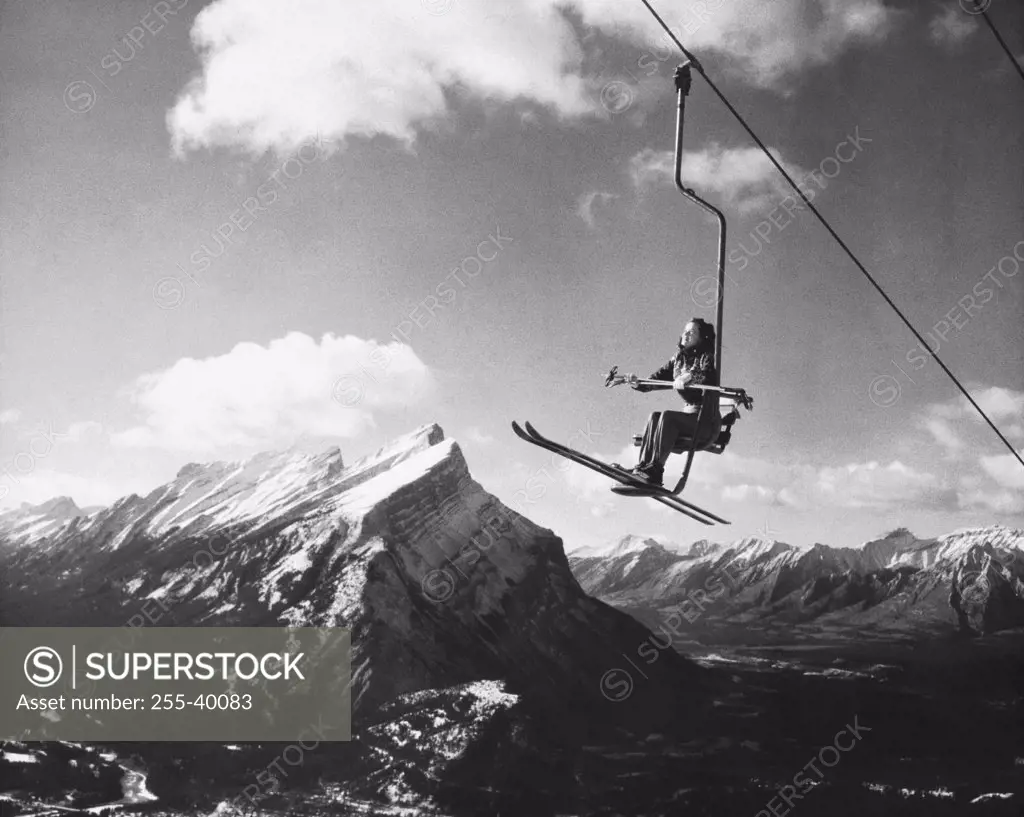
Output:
[0, 424, 701, 731]
[891, 526, 1021, 568]
[569, 527, 1024, 637]
[0, 496, 90, 544]
[570, 535, 729, 607]
[567, 533, 695, 559]
[0, 427, 443, 554]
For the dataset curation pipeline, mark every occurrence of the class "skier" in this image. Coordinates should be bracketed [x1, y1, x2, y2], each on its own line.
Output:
[615, 318, 719, 487]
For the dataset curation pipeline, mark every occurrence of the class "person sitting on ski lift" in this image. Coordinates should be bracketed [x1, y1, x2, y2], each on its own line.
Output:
[617, 318, 719, 487]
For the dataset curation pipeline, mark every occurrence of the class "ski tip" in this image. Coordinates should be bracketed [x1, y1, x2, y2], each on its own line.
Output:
[510, 421, 531, 440]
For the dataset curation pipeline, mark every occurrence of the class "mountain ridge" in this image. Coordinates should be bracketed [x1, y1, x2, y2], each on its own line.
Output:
[0, 423, 703, 735]
[569, 526, 1024, 637]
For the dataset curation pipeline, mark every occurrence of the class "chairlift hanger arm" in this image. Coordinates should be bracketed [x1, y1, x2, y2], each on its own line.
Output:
[674, 62, 726, 382]
[673, 64, 720, 221]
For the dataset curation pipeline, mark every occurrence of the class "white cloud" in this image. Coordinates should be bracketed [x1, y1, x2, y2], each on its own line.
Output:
[978, 450, 1024, 491]
[809, 460, 940, 509]
[927, 385, 1024, 424]
[972, 386, 1024, 422]
[63, 421, 105, 443]
[576, 190, 617, 229]
[563, 0, 898, 89]
[928, 6, 976, 50]
[0, 409, 21, 425]
[683, 446, 940, 511]
[921, 386, 1024, 455]
[169, 0, 592, 157]
[111, 332, 432, 453]
[559, 443, 637, 517]
[916, 387, 1024, 511]
[168, 0, 898, 156]
[920, 417, 964, 454]
[465, 426, 496, 446]
[722, 483, 778, 503]
[629, 145, 806, 214]
[957, 486, 1024, 515]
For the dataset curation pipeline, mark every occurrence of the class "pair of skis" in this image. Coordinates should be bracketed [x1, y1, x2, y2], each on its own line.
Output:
[510, 421, 728, 526]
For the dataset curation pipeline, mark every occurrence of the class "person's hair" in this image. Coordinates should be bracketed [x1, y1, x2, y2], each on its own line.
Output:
[684, 318, 716, 360]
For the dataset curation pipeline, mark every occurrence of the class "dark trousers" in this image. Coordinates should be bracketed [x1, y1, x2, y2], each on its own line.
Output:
[636, 410, 701, 476]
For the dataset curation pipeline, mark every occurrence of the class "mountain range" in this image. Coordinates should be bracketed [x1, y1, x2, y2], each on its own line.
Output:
[1, 425, 1021, 815]
[568, 526, 1024, 640]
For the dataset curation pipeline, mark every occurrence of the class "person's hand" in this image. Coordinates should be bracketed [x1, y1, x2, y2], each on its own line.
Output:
[673, 374, 690, 390]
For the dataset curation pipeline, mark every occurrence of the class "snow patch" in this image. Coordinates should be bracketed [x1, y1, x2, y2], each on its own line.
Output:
[340, 439, 456, 514]
[465, 680, 518, 716]
[971, 792, 1014, 803]
[1, 751, 37, 763]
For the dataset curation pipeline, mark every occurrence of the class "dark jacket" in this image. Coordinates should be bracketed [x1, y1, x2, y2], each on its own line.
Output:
[636, 349, 717, 409]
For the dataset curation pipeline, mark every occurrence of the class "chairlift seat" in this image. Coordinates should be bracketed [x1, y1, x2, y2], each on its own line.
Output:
[632, 396, 741, 456]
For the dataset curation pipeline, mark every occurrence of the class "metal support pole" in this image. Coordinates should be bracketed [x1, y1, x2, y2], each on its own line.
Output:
[673, 63, 726, 382]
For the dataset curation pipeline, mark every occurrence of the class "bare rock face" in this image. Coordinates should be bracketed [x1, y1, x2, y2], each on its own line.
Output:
[0, 424, 702, 737]
[949, 543, 1024, 635]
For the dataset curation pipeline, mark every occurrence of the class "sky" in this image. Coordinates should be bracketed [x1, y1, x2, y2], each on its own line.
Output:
[1, 0, 1023, 552]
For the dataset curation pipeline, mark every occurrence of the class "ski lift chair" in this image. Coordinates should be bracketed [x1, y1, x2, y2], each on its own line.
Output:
[630, 385, 749, 494]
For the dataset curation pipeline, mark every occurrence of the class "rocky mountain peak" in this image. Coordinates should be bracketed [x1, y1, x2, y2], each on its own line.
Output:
[0, 422, 698, 733]
[607, 534, 665, 558]
[729, 536, 793, 564]
[0, 496, 89, 543]
[686, 539, 722, 558]
[34, 496, 83, 515]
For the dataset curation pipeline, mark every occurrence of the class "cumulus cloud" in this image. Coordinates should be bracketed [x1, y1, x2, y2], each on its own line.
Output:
[921, 386, 1024, 430]
[465, 426, 496, 446]
[169, 0, 591, 156]
[918, 386, 1024, 511]
[808, 459, 940, 509]
[558, 444, 632, 517]
[629, 145, 806, 213]
[922, 385, 1024, 445]
[576, 190, 617, 229]
[958, 485, 1024, 515]
[928, 6, 976, 50]
[921, 417, 964, 455]
[978, 450, 1024, 492]
[971, 386, 1024, 422]
[111, 332, 432, 453]
[168, 0, 898, 156]
[0, 409, 21, 425]
[687, 446, 941, 510]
